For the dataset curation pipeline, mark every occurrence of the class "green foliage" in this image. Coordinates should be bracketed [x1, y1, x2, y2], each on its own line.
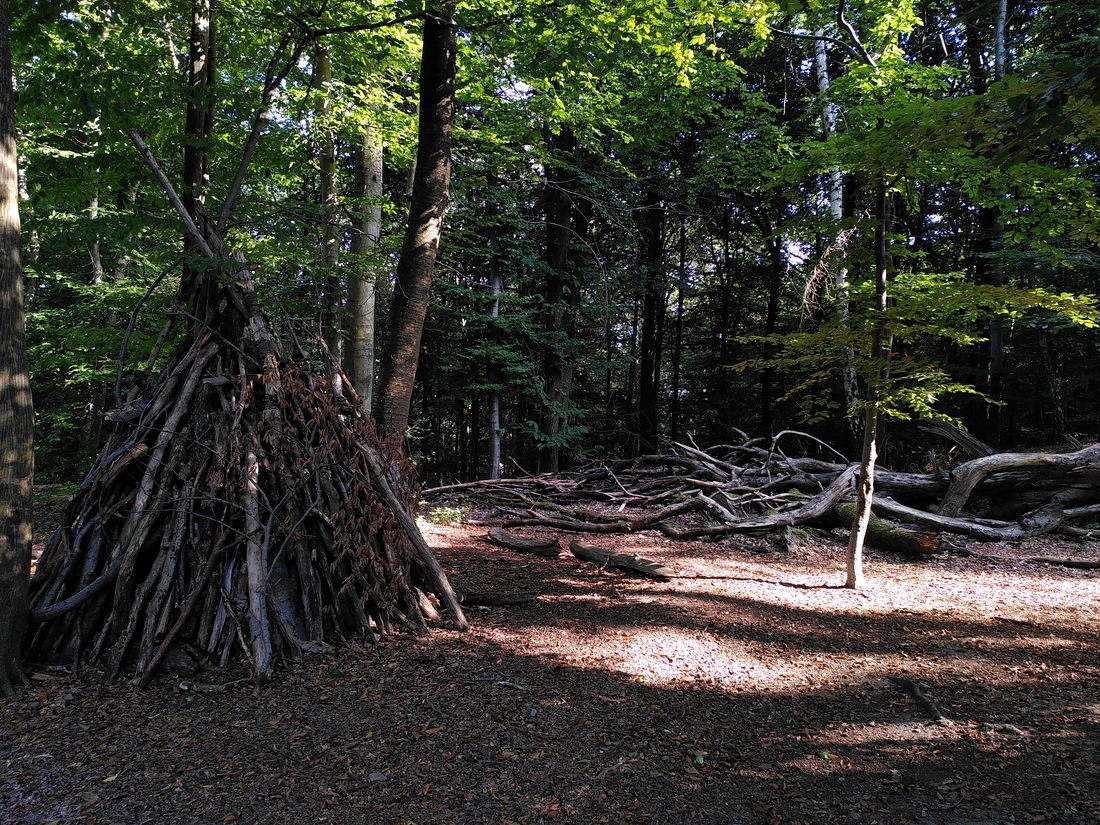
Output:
[734, 271, 1098, 423]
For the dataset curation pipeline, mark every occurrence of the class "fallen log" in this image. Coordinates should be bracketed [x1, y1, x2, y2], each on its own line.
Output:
[487, 528, 560, 557]
[568, 541, 676, 580]
[657, 465, 858, 539]
[947, 546, 1100, 569]
[831, 502, 939, 558]
[872, 496, 1025, 542]
[939, 444, 1100, 516]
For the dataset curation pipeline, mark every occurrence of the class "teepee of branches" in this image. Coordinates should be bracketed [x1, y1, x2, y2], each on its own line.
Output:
[24, 135, 467, 688]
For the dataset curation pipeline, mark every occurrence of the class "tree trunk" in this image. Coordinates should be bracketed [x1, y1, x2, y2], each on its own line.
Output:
[348, 125, 383, 414]
[814, 26, 858, 447]
[181, 0, 215, 307]
[538, 128, 577, 473]
[963, 2, 1006, 447]
[846, 184, 892, 590]
[376, 3, 456, 438]
[637, 192, 664, 455]
[315, 44, 343, 393]
[669, 218, 686, 446]
[487, 214, 502, 479]
[760, 220, 782, 437]
[0, 0, 34, 699]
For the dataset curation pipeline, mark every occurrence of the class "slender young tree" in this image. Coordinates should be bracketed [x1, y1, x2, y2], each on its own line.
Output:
[377, 3, 456, 438]
[845, 185, 892, 589]
[0, 0, 33, 700]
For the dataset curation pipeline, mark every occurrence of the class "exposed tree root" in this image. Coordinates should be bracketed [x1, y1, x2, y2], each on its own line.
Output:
[886, 675, 951, 725]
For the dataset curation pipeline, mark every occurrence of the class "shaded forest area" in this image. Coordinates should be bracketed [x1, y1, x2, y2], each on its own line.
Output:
[13, 0, 1100, 489]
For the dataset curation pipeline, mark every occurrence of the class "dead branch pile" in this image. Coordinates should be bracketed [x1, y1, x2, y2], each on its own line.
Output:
[422, 431, 1100, 546]
[27, 345, 465, 686]
[24, 134, 466, 687]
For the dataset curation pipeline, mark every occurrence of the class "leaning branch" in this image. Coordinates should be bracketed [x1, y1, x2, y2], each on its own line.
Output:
[129, 130, 214, 258]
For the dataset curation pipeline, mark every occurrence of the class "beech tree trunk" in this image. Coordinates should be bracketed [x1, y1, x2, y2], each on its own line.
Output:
[0, 0, 34, 699]
[376, 3, 456, 438]
[348, 126, 383, 414]
[315, 44, 343, 392]
[486, 212, 502, 479]
[814, 25, 858, 447]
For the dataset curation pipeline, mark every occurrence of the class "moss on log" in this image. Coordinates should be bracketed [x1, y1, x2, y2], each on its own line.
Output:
[833, 502, 939, 558]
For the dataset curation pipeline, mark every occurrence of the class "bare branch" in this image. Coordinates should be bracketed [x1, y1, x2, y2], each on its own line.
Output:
[128, 130, 214, 258]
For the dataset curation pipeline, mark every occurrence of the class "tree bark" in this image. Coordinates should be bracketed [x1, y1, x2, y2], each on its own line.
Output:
[376, 3, 456, 438]
[0, 0, 34, 699]
[538, 128, 578, 472]
[348, 125, 383, 414]
[846, 184, 892, 589]
[637, 192, 664, 455]
[487, 212, 502, 479]
[814, 25, 858, 447]
[315, 44, 343, 393]
[181, 0, 215, 307]
[669, 218, 686, 446]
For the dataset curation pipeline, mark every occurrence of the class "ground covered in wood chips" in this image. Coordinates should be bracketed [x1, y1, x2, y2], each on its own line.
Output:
[3, 498, 1100, 825]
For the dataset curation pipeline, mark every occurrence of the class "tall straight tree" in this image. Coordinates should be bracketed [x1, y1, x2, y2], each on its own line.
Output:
[636, 191, 664, 455]
[537, 127, 578, 472]
[0, 0, 33, 700]
[315, 43, 343, 390]
[348, 126, 383, 414]
[376, 3, 456, 438]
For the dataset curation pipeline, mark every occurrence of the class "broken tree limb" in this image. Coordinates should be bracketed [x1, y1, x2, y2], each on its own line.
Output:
[872, 496, 1024, 542]
[487, 528, 560, 557]
[657, 465, 858, 539]
[356, 440, 469, 630]
[939, 444, 1100, 516]
[568, 541, 676, 580]
[916, 418, 996, 458]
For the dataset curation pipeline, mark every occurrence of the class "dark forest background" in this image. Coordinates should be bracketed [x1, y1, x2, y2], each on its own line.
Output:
[14, 0, 1100, 487]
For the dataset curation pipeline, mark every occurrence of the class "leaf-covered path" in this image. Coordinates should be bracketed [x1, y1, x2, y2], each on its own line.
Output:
[4, 516, 1099, 824]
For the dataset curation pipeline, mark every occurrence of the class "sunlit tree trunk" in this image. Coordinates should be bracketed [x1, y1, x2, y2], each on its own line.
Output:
[487, 218, 502, 479]
[814, 26, 858, 448]
[669, 218, 686, 446]
[376, 3, 456, 438]
[0, 0, 34, 699]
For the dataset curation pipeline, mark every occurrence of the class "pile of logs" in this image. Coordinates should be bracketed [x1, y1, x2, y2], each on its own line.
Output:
[422, 428, 1100, 549]
[23, 134, 467, 687]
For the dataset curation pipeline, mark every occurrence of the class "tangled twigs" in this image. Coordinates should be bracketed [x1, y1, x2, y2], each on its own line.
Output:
[421, 431, 1100, 548]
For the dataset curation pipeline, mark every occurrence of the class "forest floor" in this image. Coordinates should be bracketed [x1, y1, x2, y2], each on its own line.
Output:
[3, 490, 1100, 825]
